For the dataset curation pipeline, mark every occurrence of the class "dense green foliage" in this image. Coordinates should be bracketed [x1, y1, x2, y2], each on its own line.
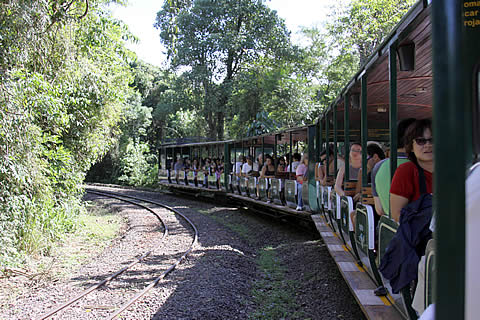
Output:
[0, 0, 133, 265]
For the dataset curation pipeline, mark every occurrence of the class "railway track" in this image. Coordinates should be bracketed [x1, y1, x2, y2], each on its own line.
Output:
[38, 189, 199, 319]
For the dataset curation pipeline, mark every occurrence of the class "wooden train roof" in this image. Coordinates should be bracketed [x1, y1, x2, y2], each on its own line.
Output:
[160, 140, 233, 149]
[321, 0, 433, 135]
[233, 125, 309, 147]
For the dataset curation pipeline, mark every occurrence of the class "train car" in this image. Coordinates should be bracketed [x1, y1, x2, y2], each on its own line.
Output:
[157, 0, 479, 319]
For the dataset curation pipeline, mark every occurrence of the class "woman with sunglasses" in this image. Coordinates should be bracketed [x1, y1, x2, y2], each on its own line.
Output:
[390, 118, 434, 223]
[334, 143, 362, 196]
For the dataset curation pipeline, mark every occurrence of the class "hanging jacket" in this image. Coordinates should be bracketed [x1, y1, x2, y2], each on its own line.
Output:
[379, 164, 433, 294]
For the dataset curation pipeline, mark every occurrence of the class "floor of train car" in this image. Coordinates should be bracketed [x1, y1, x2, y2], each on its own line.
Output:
[159, 180, 312, 220]
[312, 214, 403, 320]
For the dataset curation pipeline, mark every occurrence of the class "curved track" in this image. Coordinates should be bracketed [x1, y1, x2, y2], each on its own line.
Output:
[38, 189, 199, 320]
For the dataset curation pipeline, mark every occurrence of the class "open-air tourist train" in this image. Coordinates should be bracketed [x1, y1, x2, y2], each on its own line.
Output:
[157, 0, 479, 319]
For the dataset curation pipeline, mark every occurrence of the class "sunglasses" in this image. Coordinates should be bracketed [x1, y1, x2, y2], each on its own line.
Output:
[414, 137, 434, 146]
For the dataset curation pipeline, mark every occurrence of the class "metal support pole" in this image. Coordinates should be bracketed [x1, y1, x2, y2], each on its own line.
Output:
[262, 137, 265, 164]
[316, 121, 321, 163]
[389, 43, 398, 183]
[344, 94, 350, 182]
[361, 75, 368, 187]
[289, 132, 293, 174]
[333, 104, 338, 175]
[274, 134, 278, 170]
[433, 0, 473, 318]
[325, 115, 330, 177]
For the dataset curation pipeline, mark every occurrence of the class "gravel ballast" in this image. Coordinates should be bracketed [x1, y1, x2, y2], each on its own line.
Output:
[0, 185, 365, 319]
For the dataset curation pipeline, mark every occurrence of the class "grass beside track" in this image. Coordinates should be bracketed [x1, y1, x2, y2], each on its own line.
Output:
[0, 201, 124, 308]
[51, 201, 124, 278]
[195, 206, 303, 319]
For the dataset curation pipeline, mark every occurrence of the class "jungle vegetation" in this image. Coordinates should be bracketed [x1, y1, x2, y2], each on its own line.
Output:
[0, 0, 414, 266]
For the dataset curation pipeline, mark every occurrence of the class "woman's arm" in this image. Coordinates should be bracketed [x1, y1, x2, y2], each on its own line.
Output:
[320, 166, 327, 185]
[260, 166, 266, 179]
[334, 165, 345, 196]
[353, 168, 362, 201]
[317, 164, 325, 182]
[374, 197, 385, 216]
[390, 193, 409, 222]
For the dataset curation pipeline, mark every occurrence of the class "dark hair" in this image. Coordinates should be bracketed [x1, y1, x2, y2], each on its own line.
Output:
[398, 118, 416, 148]
[404, 119, 433, 162]
[367, 144, 386, 160]
[293, 153, 301, 161]
[320, 145, 334, 157]
[350, 142, 362, 150]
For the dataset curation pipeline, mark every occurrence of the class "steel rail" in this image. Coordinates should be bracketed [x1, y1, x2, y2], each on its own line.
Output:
[89, 190, 199, 319]
[37, 190, 169, 320]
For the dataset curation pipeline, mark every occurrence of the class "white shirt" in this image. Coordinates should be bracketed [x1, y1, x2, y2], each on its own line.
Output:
[252, 162, 259, 172]
[287, 161, 300, 173]
[242, 163, 252, 174]
[234, 161, 243, 174]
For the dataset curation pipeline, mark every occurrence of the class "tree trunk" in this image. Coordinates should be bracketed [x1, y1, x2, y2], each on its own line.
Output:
[216, 111, 224, 140]
[206, 110, 216, 140]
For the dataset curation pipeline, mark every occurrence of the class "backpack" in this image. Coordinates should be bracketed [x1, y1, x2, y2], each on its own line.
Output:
[379, 163, 433, 293]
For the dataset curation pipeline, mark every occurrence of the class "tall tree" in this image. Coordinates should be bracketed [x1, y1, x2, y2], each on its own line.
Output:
[0, 0, 134, 264]
[328, 0, 416, 66]
[155, 0, 291, 140]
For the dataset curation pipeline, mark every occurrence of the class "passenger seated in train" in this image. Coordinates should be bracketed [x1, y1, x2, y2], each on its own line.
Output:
[390, 119, 433, 223]
[334, 143, 362, 196]
[184, 158, 191, 184]
[192, 159, 199, 187]
[260, 155, 275, 179]
[252, 153, 263, 173]
[203, 158, 211, 186]
[242, 155, 253, 177]
[174, 157, 184, 184]
[214, 158, 223, 189]
[371, 118, 416, 216]
[317, 146, 338, 185]
[254, 154, 264, 198]
[260, 155, 276, 202]
[380, 119, 434, 316]
[287, 153, 301, 174]
[234, 155, 244, 178]
[277, 156, 286, 173]
[353, 143, 386, 201]
[278, 156, 287, 204]
[295, 154, 308, 211]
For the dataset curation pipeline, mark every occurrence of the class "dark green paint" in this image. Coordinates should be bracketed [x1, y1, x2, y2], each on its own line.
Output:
[432, 0, 474, 318]
[389, 43, 398, 220]
[224, 143, 231, 190]
[345, 94, 350, 181]
[334, 105, 338, 174]
[361, 76, 368, 187]
[289, 131, 293, 174]
[308, 125, 318, 211]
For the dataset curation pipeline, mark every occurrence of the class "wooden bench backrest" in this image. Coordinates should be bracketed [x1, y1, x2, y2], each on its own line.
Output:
[361, 186, 375, 205]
